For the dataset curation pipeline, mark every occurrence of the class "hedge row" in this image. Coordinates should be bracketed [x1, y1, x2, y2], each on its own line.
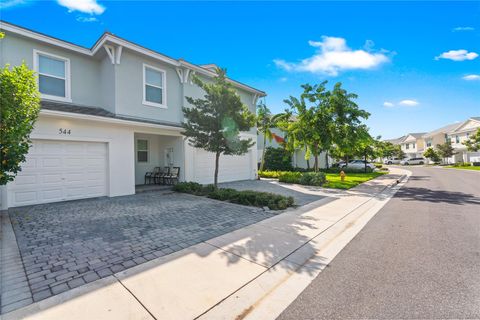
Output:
[173, 182, 294, 210]
[277, 172, 326, 186]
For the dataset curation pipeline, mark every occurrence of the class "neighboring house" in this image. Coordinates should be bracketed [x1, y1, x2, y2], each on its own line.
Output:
[257, 128, 329, 169]
[398, 133, 426, 158]
[445, 117, 480, 163]
[422, 122, 458, 150]
[0, 21, 265, 209]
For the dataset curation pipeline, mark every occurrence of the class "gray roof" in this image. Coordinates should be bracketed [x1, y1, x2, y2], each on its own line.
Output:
[41, 101, 183, 128]
[471, 116, 480, 121]
[408, 132, 427, 139]
[423, 122, 459, 138]
[384, 135, 406, 144]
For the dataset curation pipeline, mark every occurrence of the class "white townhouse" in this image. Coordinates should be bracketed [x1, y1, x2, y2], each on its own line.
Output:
[0, 21, 266, 209]
[445, 117, 480, 163]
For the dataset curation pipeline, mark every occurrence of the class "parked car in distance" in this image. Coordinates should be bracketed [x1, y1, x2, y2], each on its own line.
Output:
[400, 157, 426, 165]
[384, 157, 403, 165]
[332, 161, 347, 168]
[341, 160, 376, 170]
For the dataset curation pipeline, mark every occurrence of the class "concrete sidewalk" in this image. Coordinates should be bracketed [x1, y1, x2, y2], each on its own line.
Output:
[2, 168, 409, 320]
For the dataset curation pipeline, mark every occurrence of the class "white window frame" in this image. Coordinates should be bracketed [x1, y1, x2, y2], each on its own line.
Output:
[142, 63, 167, 109]
[136, 139, 149, 163]
[33, 49, 71, 102]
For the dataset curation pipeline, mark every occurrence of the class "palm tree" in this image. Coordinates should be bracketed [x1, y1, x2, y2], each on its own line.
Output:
[257, 103, 277, 172]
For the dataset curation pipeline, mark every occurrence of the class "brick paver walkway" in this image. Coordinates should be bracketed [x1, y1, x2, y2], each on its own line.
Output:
[2, 191, 274, 314]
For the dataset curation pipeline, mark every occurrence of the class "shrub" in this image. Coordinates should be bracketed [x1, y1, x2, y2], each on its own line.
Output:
[174, 182, 294, 210]
[173, 181, 203, 193]
[299, 172, 326, 186]
[374, 163, 383, 169]
[208, 189, 294, 210]
[258, 170, 283, 178]
[277, 171, 326, 186]
[173, 182, 215, 195]
[263, 147, 293, 171]
[278, 172, 302, 184]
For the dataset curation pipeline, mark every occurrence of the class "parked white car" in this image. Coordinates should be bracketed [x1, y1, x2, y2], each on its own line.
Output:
[400, 157, 426, 165]
[341, 160, 376, 170]
[383, 158, 403, 165]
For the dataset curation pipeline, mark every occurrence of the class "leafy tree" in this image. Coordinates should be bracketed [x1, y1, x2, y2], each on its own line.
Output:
[463, 128, 480, 152]
[283, 82, 332, 172]
[352, 126, 376, 172]
[328, 82, 370, 163]
[423, 147, 441, 163]
[182, 68, 255, 187]
[436, 142, 456, 163]
[263, 147, 293, 171]
[392, 145, 406, 159]
[1, 63, 41, 185]
[375, 141, 397, 159]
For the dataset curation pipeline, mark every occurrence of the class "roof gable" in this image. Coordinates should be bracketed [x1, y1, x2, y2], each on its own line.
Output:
[449, 118, 480, 134]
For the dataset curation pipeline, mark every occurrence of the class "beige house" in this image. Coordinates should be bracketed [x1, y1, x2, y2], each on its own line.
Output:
[399, 133, 426, 158]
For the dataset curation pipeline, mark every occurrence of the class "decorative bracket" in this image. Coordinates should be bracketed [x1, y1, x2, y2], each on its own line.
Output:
[103, 44, 123, 65]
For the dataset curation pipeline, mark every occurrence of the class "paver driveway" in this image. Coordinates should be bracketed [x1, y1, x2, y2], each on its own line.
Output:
[3, 191, 274, 313]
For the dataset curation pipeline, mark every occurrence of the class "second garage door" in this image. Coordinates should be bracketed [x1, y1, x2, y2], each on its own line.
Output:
[8, 140, 108, 207]
[193, 149, 253, 184]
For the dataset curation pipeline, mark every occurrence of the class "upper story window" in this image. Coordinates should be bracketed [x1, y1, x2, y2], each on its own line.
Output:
[34, 50, 71, 102]
[406, 143, 410, 150]
[426, 140, 432, 147]
[412, 143, 416, 148]
[137, 139, 149, 163]
[455, 135, 460, 143]
[143, 64, 166, 108]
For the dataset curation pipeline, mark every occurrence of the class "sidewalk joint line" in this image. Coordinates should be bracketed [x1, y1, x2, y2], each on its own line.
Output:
[114, 275, 158, 320]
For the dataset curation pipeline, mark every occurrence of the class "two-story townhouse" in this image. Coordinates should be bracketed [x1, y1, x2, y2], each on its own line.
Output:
[446, 117, 480, 163]
[0, 21, 265, 209]
[399, 133, 426, 158]
[422, 122, 458, 151]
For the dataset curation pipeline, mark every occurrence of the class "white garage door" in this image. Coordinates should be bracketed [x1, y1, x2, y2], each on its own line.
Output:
[8, 140, 108, 207]
[193, 149, 253, 184]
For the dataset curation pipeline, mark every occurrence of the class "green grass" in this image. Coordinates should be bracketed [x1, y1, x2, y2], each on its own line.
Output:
[445, 165, 480, 171]
[323, 172, 387, 189]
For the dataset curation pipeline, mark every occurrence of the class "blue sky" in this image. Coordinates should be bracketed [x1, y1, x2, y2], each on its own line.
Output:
[1, 0, 479, 139]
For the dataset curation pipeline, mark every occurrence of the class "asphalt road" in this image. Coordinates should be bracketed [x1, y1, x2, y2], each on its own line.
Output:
[278, 167, 480, 319]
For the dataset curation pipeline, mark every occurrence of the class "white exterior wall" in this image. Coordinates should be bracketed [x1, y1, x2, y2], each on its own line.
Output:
[1, 113, 185, 209]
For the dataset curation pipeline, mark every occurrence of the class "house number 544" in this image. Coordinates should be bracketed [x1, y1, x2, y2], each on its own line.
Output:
[58, 128, 71, 135]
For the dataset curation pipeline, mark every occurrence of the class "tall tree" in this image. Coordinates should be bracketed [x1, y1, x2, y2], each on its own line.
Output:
[328, 82, 370, 163]
[463, 128, 480, 152]
[256, 103, 283, 172]
[283, 82, 331, 172]
[0, 61, 41, 185]
[436, 142, 456, 163]
[182, 68, 255, 187]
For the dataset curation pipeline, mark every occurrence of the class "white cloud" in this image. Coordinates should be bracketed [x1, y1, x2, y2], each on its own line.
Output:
[452, 26, 475, 32]
[383, 101, 395, 108]
[279, 77, 288, 82]
[399, 99, 419, 106]
[462, 74, 480, 81]
[57, 0, 105, 14]
[0, 0, 27, 9]
[274, 36, 390, 76]
[435, 49, 478, 61]
[76, 16, 98, 23]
